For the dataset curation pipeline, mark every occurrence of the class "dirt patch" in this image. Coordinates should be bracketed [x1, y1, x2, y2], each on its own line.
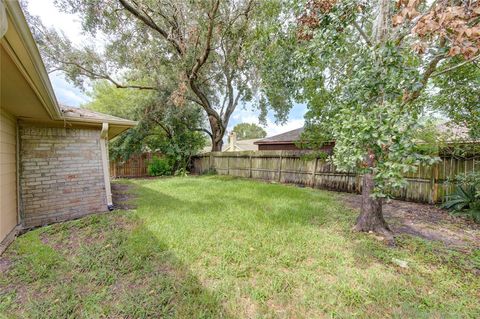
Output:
[112, 183, 137, 210]
[341, 193, 480, 251]
[0, 258, 12, 273]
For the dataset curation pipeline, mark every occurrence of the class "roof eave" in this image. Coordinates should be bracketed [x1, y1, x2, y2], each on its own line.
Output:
[62, 115, 138, 127]
[4, 1, 62, 120]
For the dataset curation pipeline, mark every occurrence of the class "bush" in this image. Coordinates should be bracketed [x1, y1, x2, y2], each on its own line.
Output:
[174, 167, 189, 177]
[147, 156, 172, 176]
[442, 172, 480, 223]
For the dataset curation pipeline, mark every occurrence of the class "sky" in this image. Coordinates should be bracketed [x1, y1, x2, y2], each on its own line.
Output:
[26, 0, 306, 137]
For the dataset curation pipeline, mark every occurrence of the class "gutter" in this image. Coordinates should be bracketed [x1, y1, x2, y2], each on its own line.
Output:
[62, 115, 138, 127]
[100, 123, 113, 211]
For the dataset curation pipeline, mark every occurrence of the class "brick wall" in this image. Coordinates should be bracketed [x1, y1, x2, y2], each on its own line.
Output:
[19, 124, 107, 227]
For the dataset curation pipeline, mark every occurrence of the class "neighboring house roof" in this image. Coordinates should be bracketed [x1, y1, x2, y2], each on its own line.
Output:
[199, 134, 260, 153]
[1, 1, 136, 139]
[223, 138, 260, 152]
[254, 127, 304, 145]
[256, 123, 476, 146]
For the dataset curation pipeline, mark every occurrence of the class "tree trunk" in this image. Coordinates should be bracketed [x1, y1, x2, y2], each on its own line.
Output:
[211, 138, 223, 152]
[354, 150, 393, 242]
[354, 172, 393, 242]
[208, 116, 224, 152]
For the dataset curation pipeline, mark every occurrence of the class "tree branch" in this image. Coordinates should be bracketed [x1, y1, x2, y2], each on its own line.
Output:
[403, 53, 446, 105]
[53, 59, 158, 91]
[353, 20, 372, 46]
[117, 0, 184, 55]
[189, 0, 220, 78]
[191, 127, 213, 138]
[431, 54, 480, 78]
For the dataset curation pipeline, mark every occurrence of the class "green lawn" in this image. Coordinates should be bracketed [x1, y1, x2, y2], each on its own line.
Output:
[1, 176, 479, 318]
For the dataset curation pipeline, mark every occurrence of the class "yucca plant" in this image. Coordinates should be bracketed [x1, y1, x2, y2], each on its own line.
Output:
[442, 185, 480, 223]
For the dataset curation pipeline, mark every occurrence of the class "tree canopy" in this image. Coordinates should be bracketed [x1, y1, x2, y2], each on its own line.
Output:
[232, 123, 267, 140]
[27, 0, 279, 151]
[257, 0, 480, 239]
[85, 80, 206, 172]
[84, 80, 154, 121]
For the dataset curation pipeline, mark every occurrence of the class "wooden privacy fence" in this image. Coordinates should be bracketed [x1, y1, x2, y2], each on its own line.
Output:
[110, 152, 161, 178]
[192, 150, 480, 204]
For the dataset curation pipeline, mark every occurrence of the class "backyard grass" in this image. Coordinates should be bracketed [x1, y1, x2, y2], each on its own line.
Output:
[1, 176, 479, 318]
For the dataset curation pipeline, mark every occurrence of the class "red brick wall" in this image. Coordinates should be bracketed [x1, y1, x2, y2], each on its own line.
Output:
[19, 124, 107, 227]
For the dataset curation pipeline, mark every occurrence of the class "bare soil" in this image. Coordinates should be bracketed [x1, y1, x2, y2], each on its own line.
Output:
[111, 183, 137, 210]
[341, 193, 480, 251]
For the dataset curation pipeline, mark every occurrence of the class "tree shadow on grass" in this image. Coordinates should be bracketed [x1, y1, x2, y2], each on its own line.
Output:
[0, 212, 235, 318]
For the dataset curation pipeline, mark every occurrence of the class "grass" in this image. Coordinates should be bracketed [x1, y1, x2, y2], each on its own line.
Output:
[1, 175, 479, 318]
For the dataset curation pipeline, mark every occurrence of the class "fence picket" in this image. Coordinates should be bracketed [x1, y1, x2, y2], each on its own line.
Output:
[191, 151, 480, 204]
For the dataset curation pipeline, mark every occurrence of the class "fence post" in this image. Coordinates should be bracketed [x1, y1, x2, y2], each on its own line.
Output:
[249, 155, 252, 178]
[227, 156, 230, 175]
[311, 157, 318, 188]
[277, 151, 283, 182]
[430, 163, 439, 204]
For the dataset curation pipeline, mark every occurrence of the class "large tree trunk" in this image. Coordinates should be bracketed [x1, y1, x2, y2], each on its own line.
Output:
[209, 116, 225, 152]
[211, 138, 223, 152]
[354, 152, 393, 243]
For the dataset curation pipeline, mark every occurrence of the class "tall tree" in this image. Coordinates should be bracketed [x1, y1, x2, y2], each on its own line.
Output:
[232, 123, 267, 140]
[26, 0, 269, 151]
[84, 80, 206, 170]
[84, 80, 155, 120]
[259, 0, 480, 240]
[430, 56, 480, 139]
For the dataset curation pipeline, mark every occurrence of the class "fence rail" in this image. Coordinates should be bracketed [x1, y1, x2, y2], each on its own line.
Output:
[192, 150, 480, 204]
[110, 152, 160, 178]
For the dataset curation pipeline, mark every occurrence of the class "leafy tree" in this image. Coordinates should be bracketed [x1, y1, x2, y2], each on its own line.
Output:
[430, 56, 480, 138]
[83, 80, 155, 121]
[111, 94, 206, 173]
[84, 80, 206, 172]
[26, 0, 278, 151]
[258, 0, 480, 240]
[232, 123, 267, 140]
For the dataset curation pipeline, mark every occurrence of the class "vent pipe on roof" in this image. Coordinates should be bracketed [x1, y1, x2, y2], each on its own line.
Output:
[0, 0, 8, 39]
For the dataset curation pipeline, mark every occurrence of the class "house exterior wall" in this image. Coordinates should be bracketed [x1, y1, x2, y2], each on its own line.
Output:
[19, 123, 107, 227]
[257, 143, 302, 151]
[0, 109, 18, 244]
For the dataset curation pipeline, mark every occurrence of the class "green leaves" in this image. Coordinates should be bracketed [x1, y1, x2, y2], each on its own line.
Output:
[232, 123, 267, 140]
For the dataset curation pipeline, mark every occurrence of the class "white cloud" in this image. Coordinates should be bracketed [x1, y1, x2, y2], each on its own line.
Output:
[49, 72, 90, 106]
[264, 118, 304, 136]
[26, 0, 84, 45]
[26, 0, 96, 107]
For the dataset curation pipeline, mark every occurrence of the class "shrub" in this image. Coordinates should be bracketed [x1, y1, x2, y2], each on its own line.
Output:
[147, 156, 172, 176]
[442, 172, 480, 223]
[174, 167, 189, 177]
